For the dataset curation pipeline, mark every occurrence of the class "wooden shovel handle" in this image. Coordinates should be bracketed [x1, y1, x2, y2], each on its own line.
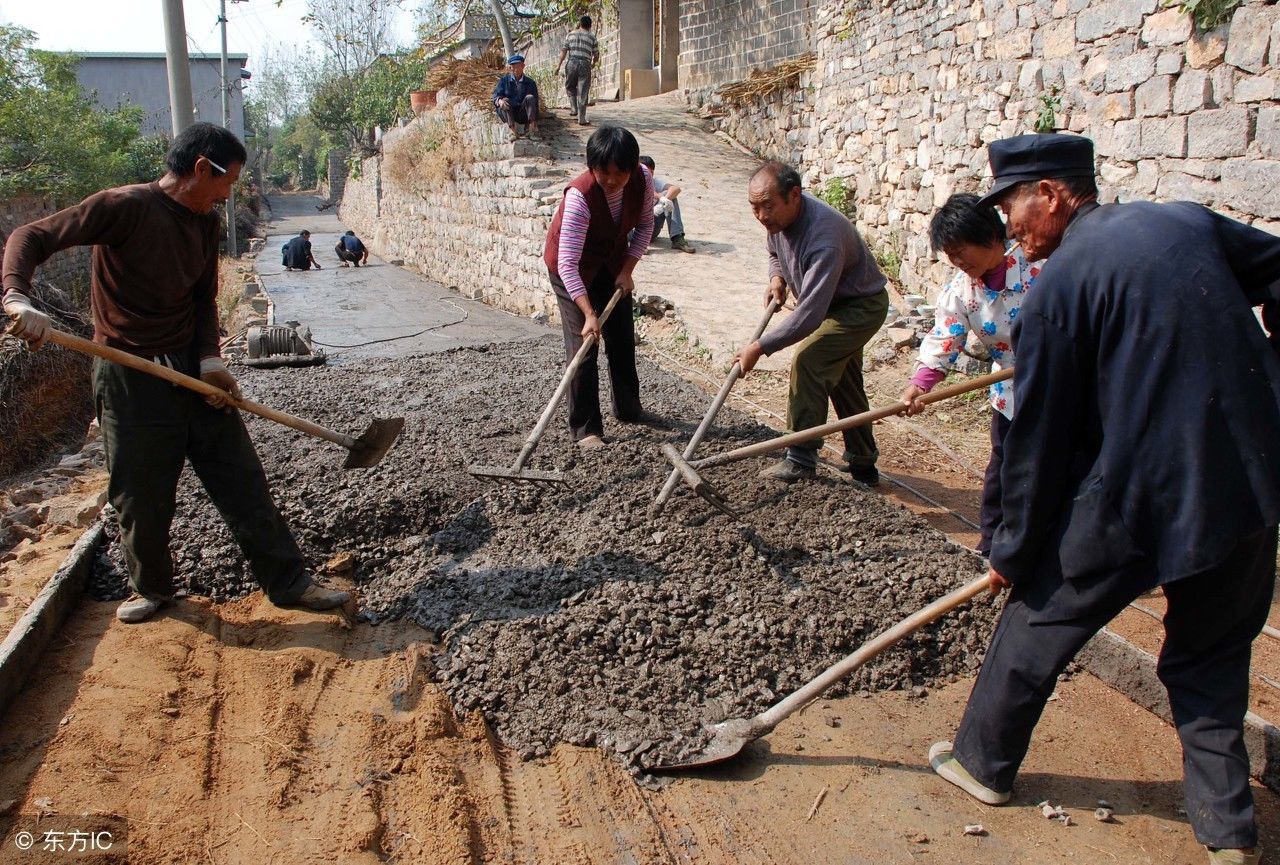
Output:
[696, 366, 1015, 470]
[44, 328, 354, 448]
[511, 287, 625, 471]
[756, 574, 991, 731]
[654, 298, 782, 508]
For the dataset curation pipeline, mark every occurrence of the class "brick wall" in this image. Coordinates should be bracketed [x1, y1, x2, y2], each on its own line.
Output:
[687, 0, 1280, 297]
[678, 0, 813, 89]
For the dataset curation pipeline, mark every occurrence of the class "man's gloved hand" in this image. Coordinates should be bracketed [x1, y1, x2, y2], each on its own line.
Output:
[653, 197, 674, 218]
[3, 293, 52, 349]
[199, 357, 242, 410]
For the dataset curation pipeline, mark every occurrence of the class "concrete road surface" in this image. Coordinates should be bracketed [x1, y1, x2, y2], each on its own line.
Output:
[259, 194, 542, 360]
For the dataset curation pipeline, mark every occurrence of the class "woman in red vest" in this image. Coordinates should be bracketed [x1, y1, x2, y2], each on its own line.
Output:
[543, 126, 655, 448]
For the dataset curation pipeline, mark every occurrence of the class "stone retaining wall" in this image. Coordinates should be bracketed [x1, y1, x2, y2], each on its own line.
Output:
[0, 197, 91, 300]
[688, 0, 1280, 296]
[339, 95, 565, 319]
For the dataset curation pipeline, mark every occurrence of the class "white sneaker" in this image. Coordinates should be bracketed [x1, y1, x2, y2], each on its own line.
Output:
[929, 741, 1011, 805]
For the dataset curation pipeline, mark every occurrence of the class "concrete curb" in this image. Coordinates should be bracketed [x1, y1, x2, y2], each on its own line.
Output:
[1080, 626, 1280, 792]
[0, 521, 103, 715]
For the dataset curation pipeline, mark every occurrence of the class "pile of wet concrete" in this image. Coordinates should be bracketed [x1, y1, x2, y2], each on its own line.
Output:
[92, 336, 996, 772]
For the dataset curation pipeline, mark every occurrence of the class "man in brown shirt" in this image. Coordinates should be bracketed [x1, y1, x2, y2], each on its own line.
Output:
[3, 123, 349, 624]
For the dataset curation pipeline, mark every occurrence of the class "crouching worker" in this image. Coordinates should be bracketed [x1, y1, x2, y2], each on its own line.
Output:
[335, 230, 368, 267]
[1, 123, 350, 624]
[898, 192, 1042, 556]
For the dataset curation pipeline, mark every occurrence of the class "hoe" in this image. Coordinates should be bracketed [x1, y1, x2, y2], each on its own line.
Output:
[42, 327, 404, 469]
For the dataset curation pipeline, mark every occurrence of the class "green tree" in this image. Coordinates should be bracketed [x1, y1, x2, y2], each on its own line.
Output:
[0, 26, 167, 200]
[309, 50, 428, 152]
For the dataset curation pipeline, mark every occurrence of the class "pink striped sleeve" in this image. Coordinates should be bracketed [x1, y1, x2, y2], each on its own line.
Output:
[557, 188, 591, 300]
[627, 165, 655, 260]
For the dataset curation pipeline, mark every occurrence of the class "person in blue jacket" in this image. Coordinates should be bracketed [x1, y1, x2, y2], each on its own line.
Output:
[492, 54, 540, 142]
[928, 132, 1280, 865]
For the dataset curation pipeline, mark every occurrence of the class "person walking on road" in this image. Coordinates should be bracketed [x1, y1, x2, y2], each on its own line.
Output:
[282, 229, 321, 271]
[542, 126, 654, 449]
[556, 15, 598, 126]
[927, 133, 1280, 865]
[734, 161, 889, 486]
[492, 54, 540, 141]
[335, 230, 369, 267]
[2, 123, 350, 624]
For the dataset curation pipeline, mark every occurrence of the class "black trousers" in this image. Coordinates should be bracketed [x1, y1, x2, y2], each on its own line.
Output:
[977, 410, 1012, 556]
[93, 357, 311, 605]
[549, 267, 641, 440]
[952, 525, 1277, 849]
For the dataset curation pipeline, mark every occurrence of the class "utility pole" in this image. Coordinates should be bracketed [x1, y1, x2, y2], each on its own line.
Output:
[218, 0, 238, 255]
[161, 0, 195, 136]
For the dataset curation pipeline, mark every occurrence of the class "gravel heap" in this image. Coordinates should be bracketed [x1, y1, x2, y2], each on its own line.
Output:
[92, 337, 996, 774]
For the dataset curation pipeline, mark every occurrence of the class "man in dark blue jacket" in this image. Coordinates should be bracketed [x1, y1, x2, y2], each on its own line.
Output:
[928, 133, 1280, 865]
[492, 54, 540, 141]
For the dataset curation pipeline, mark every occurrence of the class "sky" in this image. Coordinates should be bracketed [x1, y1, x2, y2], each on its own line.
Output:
[0, 1, 422, 76]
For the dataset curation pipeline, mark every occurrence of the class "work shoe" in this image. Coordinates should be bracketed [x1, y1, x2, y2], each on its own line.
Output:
[116, 594, 166, 624]
[577, 434, 606, 450]
[849, 464, 881, 487]
[618, 409, 665, 427]
[1207, 848, 1262, 864]
[671, 234, 697, 254]
[928, 741, 1011, 806]
[339, 261, 350, 267]
[758, 458, 815, 483]
[288, 583, 351, 611]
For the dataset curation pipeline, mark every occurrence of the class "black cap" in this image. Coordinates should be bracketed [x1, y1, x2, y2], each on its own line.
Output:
[976, 133, 1096, 208]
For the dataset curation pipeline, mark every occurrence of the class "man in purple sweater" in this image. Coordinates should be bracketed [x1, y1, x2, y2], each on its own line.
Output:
[3, 123, 349, 624]
[735, 162, 889, 485]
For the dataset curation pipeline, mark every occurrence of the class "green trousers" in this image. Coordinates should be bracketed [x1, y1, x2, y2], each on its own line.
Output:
[93, 357, 310, 604]
[785, 290, 889, 470]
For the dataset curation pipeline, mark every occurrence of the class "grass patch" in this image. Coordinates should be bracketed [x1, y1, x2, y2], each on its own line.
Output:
[384, 117, 474, 195]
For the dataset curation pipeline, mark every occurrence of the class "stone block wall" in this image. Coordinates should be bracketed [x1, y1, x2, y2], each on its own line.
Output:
[523, 7, 621, 104]
[688, 0, 1280, 297]
[339, 95, 566, 319]
[679, 0, 814, 89]
[0, 197, 92, 301]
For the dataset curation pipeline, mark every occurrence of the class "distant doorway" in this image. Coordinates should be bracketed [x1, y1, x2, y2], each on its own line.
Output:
[657, 0, 679, 92]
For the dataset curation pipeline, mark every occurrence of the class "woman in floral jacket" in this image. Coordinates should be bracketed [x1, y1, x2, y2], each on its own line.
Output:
[898, 192, 1043, 556]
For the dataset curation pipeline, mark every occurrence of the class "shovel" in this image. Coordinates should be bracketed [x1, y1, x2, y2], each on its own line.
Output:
[42, 328, 404, 469]
[651, 298, 781, 513]
[646, 573, 990, 772]
[468, 287, 624, 484]
[662, 367, 1014, 512]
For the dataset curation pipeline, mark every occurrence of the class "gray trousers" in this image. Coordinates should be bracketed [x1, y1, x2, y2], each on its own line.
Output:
[952, 525, 1278, 849]
[93, 357, 310, 605]
[565, 59, 592, 123]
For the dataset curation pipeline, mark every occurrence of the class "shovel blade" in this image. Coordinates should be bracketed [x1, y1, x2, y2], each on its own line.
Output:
[467, 463, 566, 484]
[644, 717, 762, 772]
[343, 417, 405, 469]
